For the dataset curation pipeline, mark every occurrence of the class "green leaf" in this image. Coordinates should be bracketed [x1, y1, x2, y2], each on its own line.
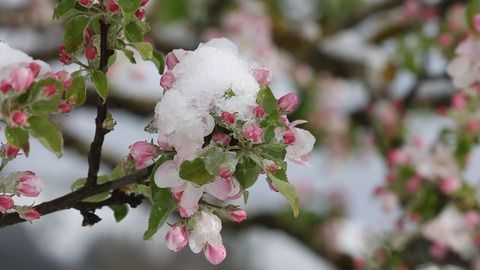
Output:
[109, 204, 129, 222]
[91, 70, 108, 100]
[71, 177, 86, 191]
[107, 51, 118, 68]
[53, 0, 76, 19]
[5, 127, 29, 156]
[467, 0, 480, 29]
[64, 15, 89, 53]
[132, 42, 153, 60]
[125, 22, 144, 42]
[261, 143, 287, 161]
[234, 158, 261, 189]
[28, 116, 63, 157]
[118, 0, 142, 14]
[179, 158, 215, 186]
[269, 173, 300, 217]
[257, 87, 280, 121]
[203, 146, 235, 176]
[121, 49, 137, 64]
[66, 76, 87, 106]
[151, 50, 165, 74]
[144, 159, 177, 240]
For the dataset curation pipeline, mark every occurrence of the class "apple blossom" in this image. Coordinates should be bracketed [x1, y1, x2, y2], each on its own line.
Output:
[160, 71, 175, 90]
[204, 244, 227, 265]
[10, 67, 34, 93]
[283, 129, 296, 145]
[129, 141, 159, 168]
[18, 208, 40, 222]
[253, 105, 265, 118]
[10, 111, 28, 127]
[439, 176, 461, 195]
[165, 52, 180, 70]
[278, 93, 299, 113]
[242, 123, 263, 142]
[446, 36, 480, 89]
[0, 196, 14, 213]
[221, 111, 236, 125]
[106, 0, 119, 13]
[228, 209, 247, 223]
[189, 211, 226, 264]
[28, 62, 41, 78]
[286, 128, 315, 164]
[135, 8, 146, 20]
[43, 83, 57, 97]
[212, 132, 231, 147]
[252, 67, 272, 86]
[85, 46, 97, 60]
[16, 171, 42, 197]
[5, 144, 20, 158]
[0, 80, 11, 94]
[165, 224, 189, 252]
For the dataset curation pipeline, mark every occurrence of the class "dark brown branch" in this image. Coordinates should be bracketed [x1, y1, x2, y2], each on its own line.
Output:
[0, 164, 154, 228]
[86, 20, 113, 187]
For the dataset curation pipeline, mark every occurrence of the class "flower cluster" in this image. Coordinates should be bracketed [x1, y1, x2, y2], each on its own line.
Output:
[133, 38, 315, 264]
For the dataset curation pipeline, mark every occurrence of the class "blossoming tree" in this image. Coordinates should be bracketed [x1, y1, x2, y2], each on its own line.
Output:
[0, 0, 315, 265]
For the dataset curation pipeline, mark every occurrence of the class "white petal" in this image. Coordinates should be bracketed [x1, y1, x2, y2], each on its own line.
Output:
[154, 160, 184, 188]
[179, 183, 204, 212]
[189, 230, 206, 254]
[286, 128, 316, 162]
[205, 177, 233, 200]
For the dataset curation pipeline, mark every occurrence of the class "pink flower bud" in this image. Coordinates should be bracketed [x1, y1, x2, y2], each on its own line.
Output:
[387, 149, 409, 166]
[59, 45, 72, 64]
[10, 67, 34, 93]
[135, 8, 146, 19]
[277, 93, 298, 113]
[0, 196, 14, 213]
[28, 62, 41, 78]
[218, 167, 232, 179]
[53, 71, 72, 89]
[439, 176, 461, 195]
[429, 242, 446, 260]
[452, 92, 467, 110]
[165, 224, 189, 252]
[58, 100, 73, 114]
[266, 164, 279, 174]
[16, 171, 42, 197]
[79, 0, 91, 6]
[252, 67, 272, 86]
[85, 46, 97, 60]
[160, 71, 175, 90]
[129, 141, 159, 168]
[22, 209, 40, 221]
[165, 51, 180, 70]
[0, 80, 12, 94]
[204, 244, 226, 265]
[10, 111, 27, 127]
[106, 0, 119, 13]
[228, 209, 247, 223]
[253, 105, 265, 118]
[467, 120, 480, 133]
[212, 132, 231, 147]
[242, 123, 263, 142]
[283, 129, 296, 145]
[221, 111, 235, 125]
[5, 144, 20, 158]
[43, 83, 57, 97]
[84, 28, 93, 45]
[474, 14, 480, 32]
[141, 0, 149, 6]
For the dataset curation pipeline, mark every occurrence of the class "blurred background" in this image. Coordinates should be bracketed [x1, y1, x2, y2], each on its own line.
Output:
[0, 0, 475, 269]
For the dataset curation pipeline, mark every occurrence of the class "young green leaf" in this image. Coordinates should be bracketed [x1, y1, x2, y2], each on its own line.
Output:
[28, 116, 63, 158]
[132, 42, 153, 60]
[53, 0, 77, 19]
[5, 127, 30, 156]
[151, 50, 165, 74]
[179, 158, 215, 186]
[269, 173, 300, 217]
[257, 86, 280, 121]
[109, 204, 129, 222]
[234, 158, 261, 189]
[91, 70, 108, 100]
[64, 15, 89, 53]
[125, 22, 144, 42]
[66, 76, 87, 106]
[118, 0, 142, 14]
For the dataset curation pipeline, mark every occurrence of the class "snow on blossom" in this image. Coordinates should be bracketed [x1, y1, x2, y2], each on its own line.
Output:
[189, 211, 226, 264]
[0, 42, 50, 82]
[422, 205, 476, 258]
[447, 36, 480, 89]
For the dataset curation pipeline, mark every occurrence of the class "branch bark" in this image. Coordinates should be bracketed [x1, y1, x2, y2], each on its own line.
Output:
[0, 164, 154, 227]
[86, 20, 113, 187]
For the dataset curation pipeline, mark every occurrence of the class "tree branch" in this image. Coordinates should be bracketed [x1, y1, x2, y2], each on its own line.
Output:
[86, 20, 113, 187]
[0, 164, 154, 228]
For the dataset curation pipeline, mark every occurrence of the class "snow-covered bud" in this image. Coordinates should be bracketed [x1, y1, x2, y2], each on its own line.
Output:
[79, 0, 91, 6]
[28, 62, 41, 78]
[10, 111, 27, 127]
[212, 132, 231, 147]
[165, 224, 189, 252]
[242, 123, 263, 142]
[165, 51, 180, 69]
[10, 67, 34, 93]
[160, 71, 175, 90]
[43, 84, 57, 97]
[228, 209, 247, 223]
[19, 208, 40, 222]
[85, 46, 97, 60]
[253, 105, 265, 118]
[5, 144, 20, 158]
[16, 171, 42, 197]
[439, 176, 461, 195]
[106, 0, 119, 13]
[283, 129, 296, 145]
[277, 93, 298, 113]
[221, 111, 236, 125]
[135, 8, 146, 19]
[129, 141, 159, 168]
[474, 14, 480, 32]
[58, 100, 73, 114]
[252, 67, 272, 86]
[0, 196, 14, 213]
[0, 80, 12, 94]
[204, 244, 226, 265]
